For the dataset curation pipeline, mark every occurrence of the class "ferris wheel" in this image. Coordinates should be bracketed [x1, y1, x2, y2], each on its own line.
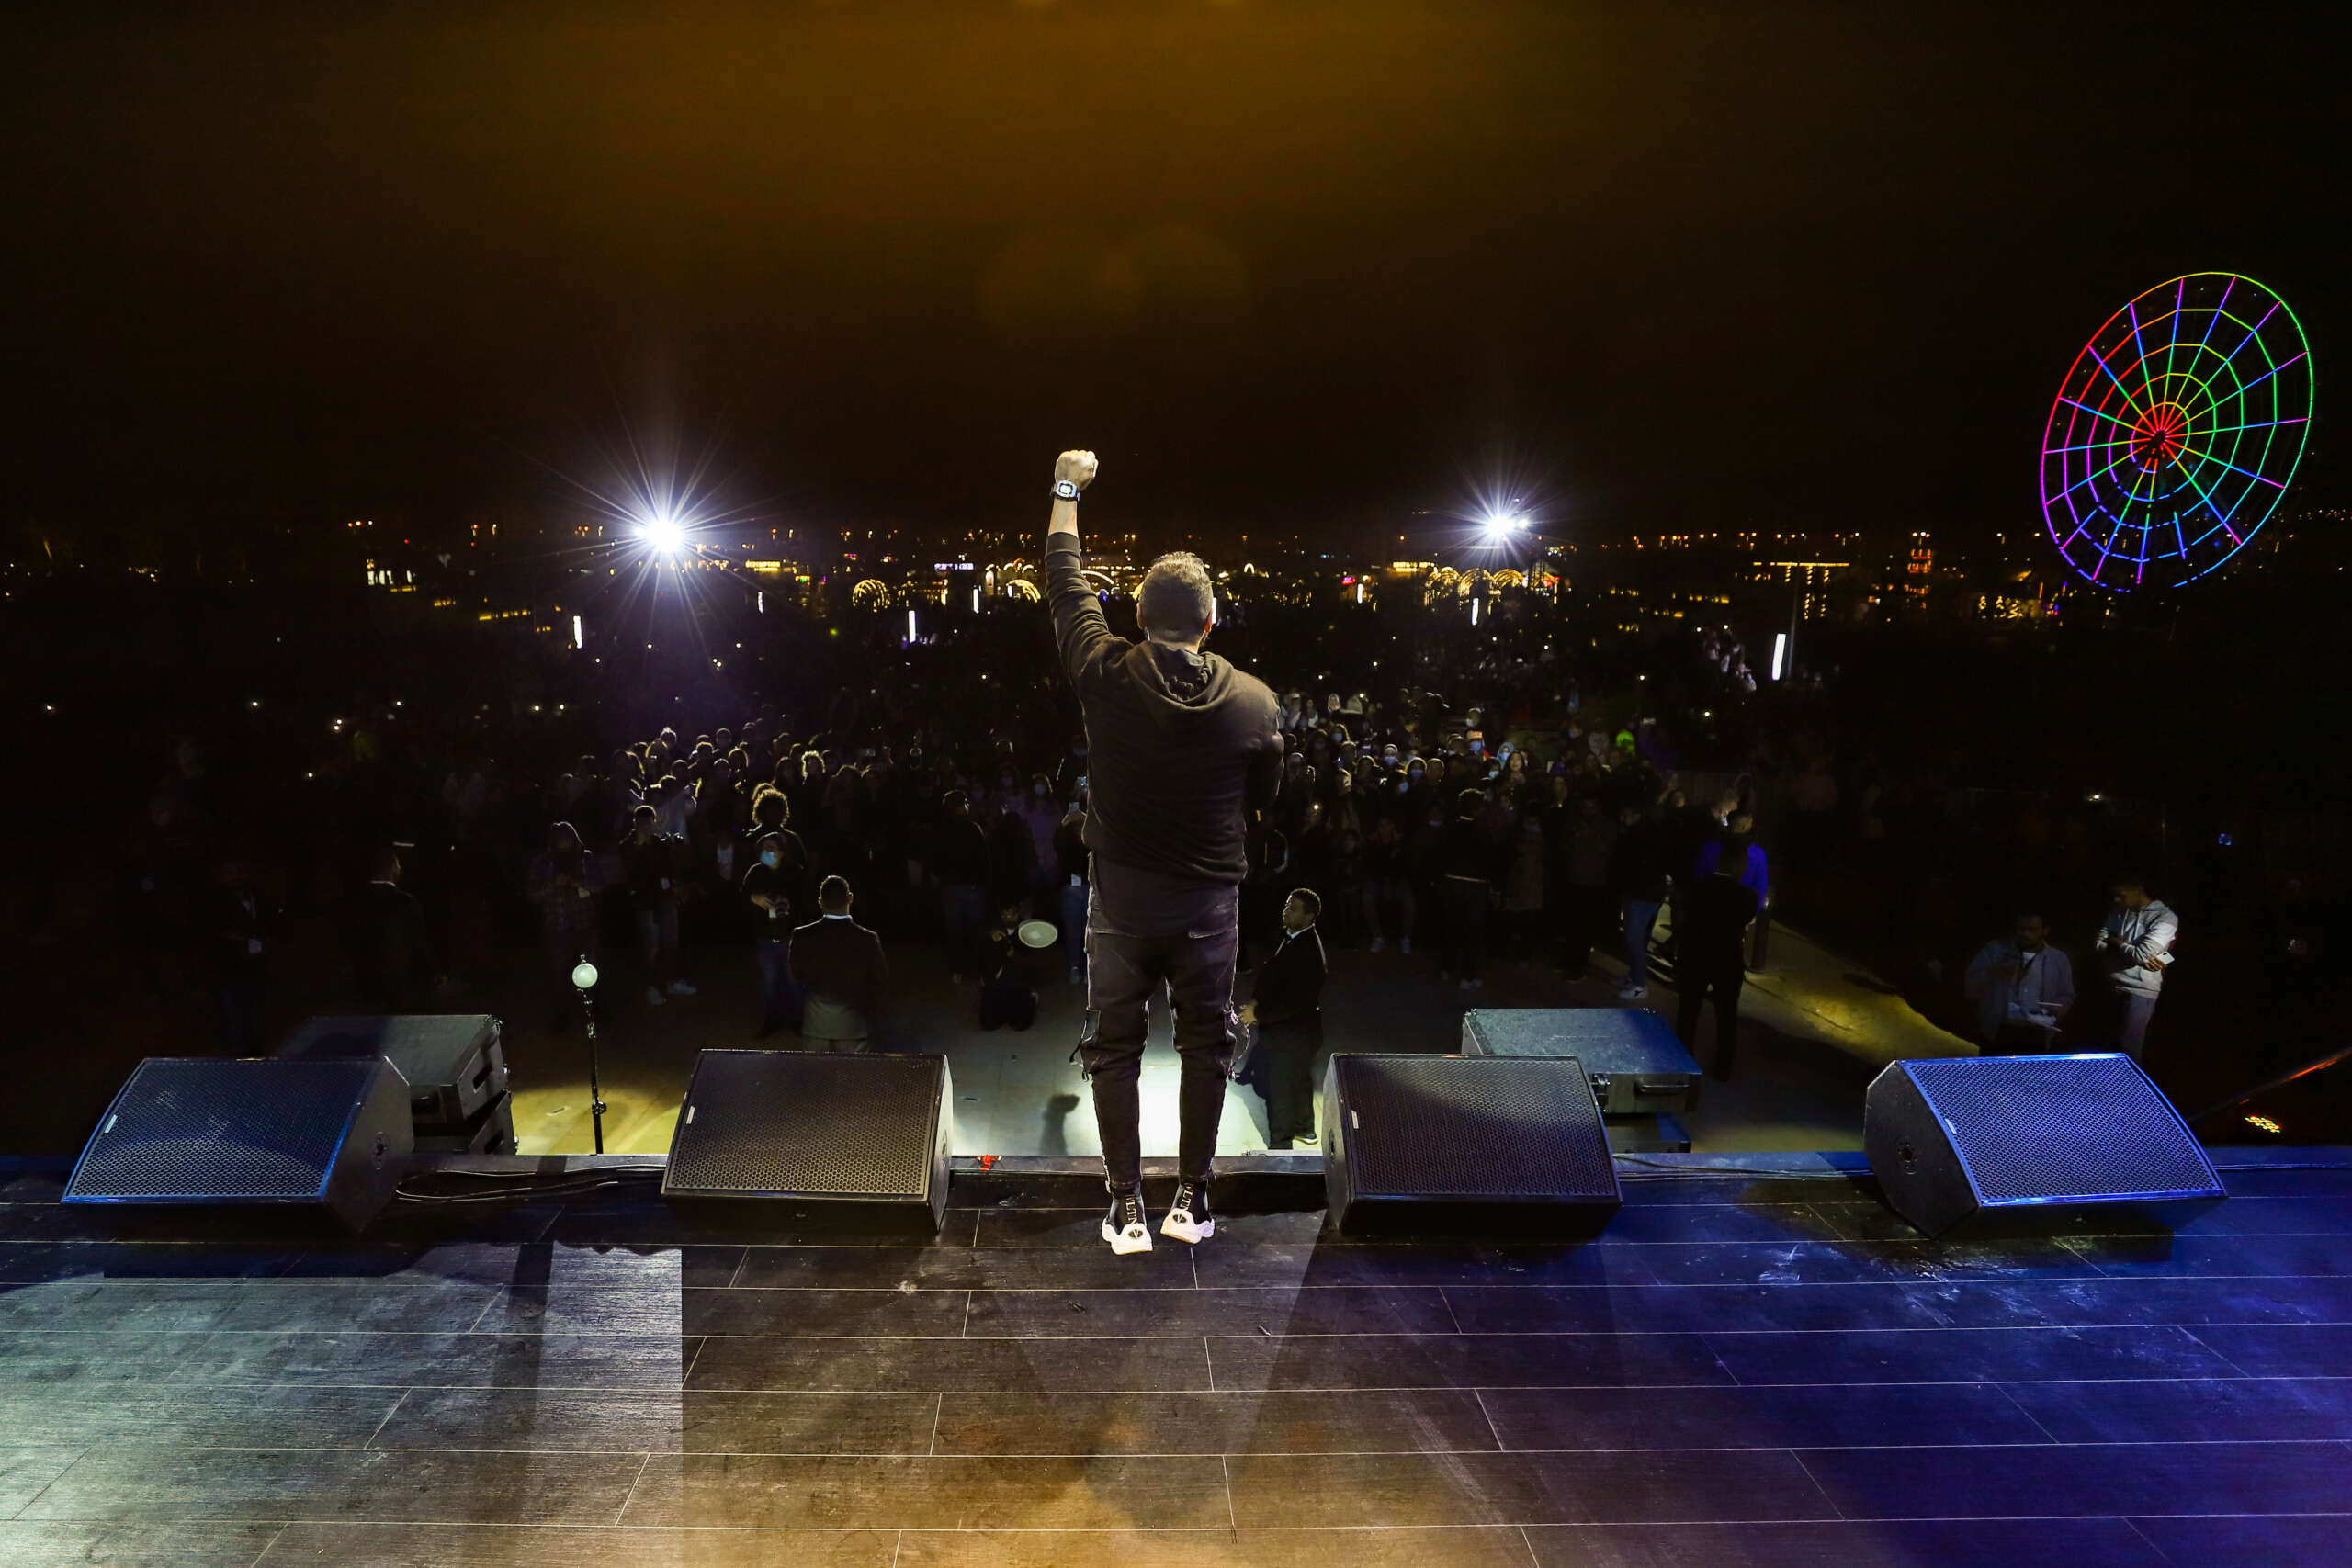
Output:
[2041, 272, 2312, 592]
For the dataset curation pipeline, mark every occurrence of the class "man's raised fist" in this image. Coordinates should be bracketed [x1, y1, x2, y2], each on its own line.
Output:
[1055, 450, 1100, 491]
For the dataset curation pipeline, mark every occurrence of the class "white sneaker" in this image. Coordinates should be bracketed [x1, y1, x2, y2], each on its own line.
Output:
[667, 979, 699, 996]
[1160, 1180, 1215, 1245]
[1295, 1130, 1319, 1148]
[644, 986, 667, 1007]
[1618, 983, 1647, 1001]
[1102, 1192, 1152, 1255]
[1399, 938, 1413, 955]
[1368, 937, 1385, 953]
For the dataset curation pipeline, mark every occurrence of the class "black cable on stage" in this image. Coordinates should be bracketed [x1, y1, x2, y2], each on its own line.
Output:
[392, 1165, 667, 1205]
[1612, 1157, 1863, 1180]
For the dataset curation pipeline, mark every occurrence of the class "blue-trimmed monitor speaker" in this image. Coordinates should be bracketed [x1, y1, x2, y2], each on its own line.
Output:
[1865, 1054, 2223, 1237]
[64, 1057, 413, 1231]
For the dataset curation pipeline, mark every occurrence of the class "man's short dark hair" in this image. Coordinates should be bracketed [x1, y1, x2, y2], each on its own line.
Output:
[2111, 873, 2151, 893]
[819, 874, 853, 913]
[1136, 551, 1216, 641]
[1287, 887, 1322, 919]
[1456, 788, 1484, 817]
[632, 804, 657, 821]
[943, 787, 968, 811]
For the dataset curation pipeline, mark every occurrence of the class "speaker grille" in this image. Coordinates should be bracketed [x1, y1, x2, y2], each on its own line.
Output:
[1343, 1055, 1615, 1200]
[669, 1051, 941, 1198]
[1905, 1055, 2219, 1205]
[66, 1059, 380, 1201]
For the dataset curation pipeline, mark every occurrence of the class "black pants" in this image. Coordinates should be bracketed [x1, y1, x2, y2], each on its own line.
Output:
[1079, 882, 1240, 1192]
[1561, 884, 1612, 970]
[1442, 878, 1489, 980]
[978, 979, 1038, 1032]
[1261, 1019, 1321, 1146]
[1676, 962, 1745, 1071]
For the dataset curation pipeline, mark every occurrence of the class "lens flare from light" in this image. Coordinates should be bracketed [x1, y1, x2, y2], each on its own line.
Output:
[641, 514, 686, 555]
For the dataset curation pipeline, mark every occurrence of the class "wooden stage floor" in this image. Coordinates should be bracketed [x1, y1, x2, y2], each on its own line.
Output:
[1, 1151, 2347, 1567]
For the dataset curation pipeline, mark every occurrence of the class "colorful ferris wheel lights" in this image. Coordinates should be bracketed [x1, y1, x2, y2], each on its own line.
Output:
[2041, 273, 2313, 592]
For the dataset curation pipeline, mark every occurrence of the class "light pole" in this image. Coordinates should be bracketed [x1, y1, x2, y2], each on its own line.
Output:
[571, 956, 609, 1154]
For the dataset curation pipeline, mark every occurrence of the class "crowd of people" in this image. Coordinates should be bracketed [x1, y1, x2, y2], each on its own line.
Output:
[50, 536, 2296, 1129]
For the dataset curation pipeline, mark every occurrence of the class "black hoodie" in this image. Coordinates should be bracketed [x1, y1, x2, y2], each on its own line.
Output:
[1048, 536, 1283, 886]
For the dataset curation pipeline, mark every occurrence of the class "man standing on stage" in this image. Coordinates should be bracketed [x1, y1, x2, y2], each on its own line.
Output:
[1243, 888, 1329, 1149]
[2093, 874, 2177, 1058]
[1045, 449, 1283, 1255]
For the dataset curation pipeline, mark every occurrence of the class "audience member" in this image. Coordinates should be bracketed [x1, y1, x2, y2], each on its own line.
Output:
[1245, 888, 1328, 1148]
[621, 804, 697, 1005]
[1676, 851, 1761, 1079]
[743, 830, 800, 1037]
[345, 846, 432, 1011]
[1963, 911, 2075, 1052]
[2093, 874, 2177, 1057]
[789, 874, 888, 1047]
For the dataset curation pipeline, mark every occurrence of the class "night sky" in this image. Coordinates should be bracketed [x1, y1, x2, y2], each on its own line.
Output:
[6, 2, 2344, 546]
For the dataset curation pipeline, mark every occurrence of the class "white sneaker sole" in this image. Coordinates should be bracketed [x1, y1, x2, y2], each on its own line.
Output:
[1160, 1213, 1214, 1245]
[1102, 1223, 1153, 1256]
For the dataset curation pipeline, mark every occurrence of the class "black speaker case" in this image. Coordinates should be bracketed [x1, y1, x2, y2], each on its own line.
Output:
[1461, 1007, 1703, 1114]
[1323, 1053, 1623, 1239]
[63, 1057, 413, 1231]
[663, 1049, 953, 1235]
[414, 1093, 517, 1156]
[1865, 1054, 2225, 1238]
[277, 1014, 509, 1126]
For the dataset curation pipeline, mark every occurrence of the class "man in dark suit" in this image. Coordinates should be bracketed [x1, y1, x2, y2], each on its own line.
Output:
[787, 875, 888, 1049]
[346, 847, 433, 1012]
[1245, 889, 1329, 1148]
[1676, 846, 1762, 1080]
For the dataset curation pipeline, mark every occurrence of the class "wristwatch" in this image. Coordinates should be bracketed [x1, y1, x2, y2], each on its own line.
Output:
[1052, 479, 1081, 502]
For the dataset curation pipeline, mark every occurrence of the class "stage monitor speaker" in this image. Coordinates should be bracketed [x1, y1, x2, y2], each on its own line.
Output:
[664, 1050, 952, 1231]
[277, 1014, 509, 1126]
[1323, 1053, 1622, 1237]
[64, 1057, 413, 1230]
[1865, 1054, 2224, 1237]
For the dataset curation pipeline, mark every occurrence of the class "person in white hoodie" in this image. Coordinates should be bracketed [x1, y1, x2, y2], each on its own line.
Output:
[2093, 875, 2177, 1057]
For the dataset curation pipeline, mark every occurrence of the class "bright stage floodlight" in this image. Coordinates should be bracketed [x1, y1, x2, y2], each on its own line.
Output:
[641, 514, 686, 555]
[1483, 513, 1527, 542]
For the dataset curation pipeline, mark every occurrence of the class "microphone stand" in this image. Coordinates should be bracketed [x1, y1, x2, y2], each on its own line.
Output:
[575, 954, 609, 1154]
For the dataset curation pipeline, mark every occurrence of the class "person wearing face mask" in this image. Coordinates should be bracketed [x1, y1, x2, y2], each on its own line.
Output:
[743, 831, 802, 1038]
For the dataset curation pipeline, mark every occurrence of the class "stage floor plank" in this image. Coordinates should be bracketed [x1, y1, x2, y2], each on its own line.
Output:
[3, 1156, 2349, 1567]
